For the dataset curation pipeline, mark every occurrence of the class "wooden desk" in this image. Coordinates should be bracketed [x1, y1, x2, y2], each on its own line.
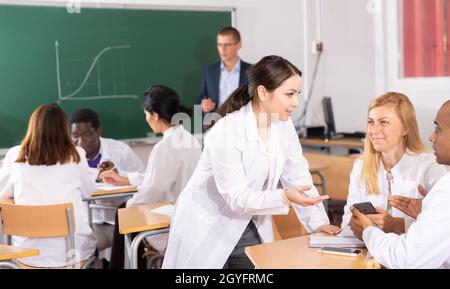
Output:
[84, 186, 138, 227]
[0, 245, 39, 269]
[301, 138, 364, 152]
[245, 235, 380, 269]
[0, 198, 14, 204]
[91, 186, 138, 200]
[309, 164, 330, 174]
[118, 201, 174, 269]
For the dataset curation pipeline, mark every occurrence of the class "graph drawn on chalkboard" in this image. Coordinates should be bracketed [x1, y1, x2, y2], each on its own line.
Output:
[54, 40, 139, 102]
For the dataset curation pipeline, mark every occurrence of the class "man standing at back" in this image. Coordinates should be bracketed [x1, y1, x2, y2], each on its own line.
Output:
[196, 27, 252, 113]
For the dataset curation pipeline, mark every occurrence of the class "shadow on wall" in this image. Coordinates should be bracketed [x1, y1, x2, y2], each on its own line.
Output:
[415, 106, 439, 148]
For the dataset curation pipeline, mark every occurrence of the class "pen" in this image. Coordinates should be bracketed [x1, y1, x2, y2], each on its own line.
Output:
[96, 165, 117, 182]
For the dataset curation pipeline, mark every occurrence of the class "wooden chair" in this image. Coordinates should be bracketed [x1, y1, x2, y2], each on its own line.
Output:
[304, 153, 359, 201]
[272, 206, 308, 241]
[0, 202, 96, 269]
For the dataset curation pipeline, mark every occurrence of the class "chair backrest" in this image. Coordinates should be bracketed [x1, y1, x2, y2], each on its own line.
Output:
[0, 202, 75, 238]
[272, 206, 308, 241]
[304, 153, 359, 201]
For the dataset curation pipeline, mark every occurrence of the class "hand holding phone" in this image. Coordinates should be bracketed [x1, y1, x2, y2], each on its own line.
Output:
[317, 247, 361, 257]
[353, 202, 377, 215]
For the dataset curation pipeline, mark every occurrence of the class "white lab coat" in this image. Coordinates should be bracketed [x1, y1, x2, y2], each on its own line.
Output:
[363, 172, 450, 269]
[126, 125, 202, 253]
[342, 152, 447, 230]
[91, 137, 144, 225]
[0, 146, 97, 267]
[162, 102, 330, 269]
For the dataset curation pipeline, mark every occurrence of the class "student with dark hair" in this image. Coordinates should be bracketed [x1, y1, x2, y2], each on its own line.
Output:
[0, 103, 97, 267]
[70, 108, 143, 259]
[70, 108, 143, 175]
[100, 85, 202, 269]
[163, 55, 341, 269]
[195, 26, 252, 113]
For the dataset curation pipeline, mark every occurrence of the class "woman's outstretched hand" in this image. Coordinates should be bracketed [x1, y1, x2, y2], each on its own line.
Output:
[284, 185, 329, 207]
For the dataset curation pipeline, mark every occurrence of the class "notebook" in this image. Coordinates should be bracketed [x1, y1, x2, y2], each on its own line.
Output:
[150, 204, 175, 217]
[309, 234, 366, 248]
[95, 183, 135, 192]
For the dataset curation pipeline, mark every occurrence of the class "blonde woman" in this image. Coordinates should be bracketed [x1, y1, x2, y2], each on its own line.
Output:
[342, 92, 447, 236]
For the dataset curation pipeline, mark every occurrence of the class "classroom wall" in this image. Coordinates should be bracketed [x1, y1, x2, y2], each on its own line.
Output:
[306, 0, 448, 146]
[3, 0, 447, 146]
[304, 0, 378, 133]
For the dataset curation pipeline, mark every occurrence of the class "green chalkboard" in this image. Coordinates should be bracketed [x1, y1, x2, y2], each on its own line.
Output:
[0, 4, 231, 148]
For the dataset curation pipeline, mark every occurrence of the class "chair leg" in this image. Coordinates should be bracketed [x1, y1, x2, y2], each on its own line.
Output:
[0, 261, 21, 269]
[81, 255, 98, 269]
[146, 254, 164, 269]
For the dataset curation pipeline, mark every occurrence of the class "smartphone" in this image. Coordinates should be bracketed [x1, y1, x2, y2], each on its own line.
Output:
[317, 247, 362, 257]
[353, 202, 377, 215]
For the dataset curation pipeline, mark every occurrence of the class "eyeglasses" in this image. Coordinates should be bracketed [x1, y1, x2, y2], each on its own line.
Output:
[71, 130, 97, 142]
[217, 43, 237, 49]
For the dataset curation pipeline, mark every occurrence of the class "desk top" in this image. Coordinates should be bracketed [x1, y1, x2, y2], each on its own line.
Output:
[245, 235, 380, 269]
[301, 138, 365, 149]
[309, 164, 330, 173]
[92, 186, 137, 197]
[118, 201, 174, 235]
[0, 245, 39, 261]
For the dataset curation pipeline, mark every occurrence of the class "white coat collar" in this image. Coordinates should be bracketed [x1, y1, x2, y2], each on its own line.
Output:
[243, 101, 282, 141]
[380, 149, 416, 177]
[98, 137, 111, 162]
[242, 102, 283, 160]
[243, 101, 260, 142]
[163, 125, 180, 139]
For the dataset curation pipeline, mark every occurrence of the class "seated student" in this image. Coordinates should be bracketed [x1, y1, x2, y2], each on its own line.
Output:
[351, 100, 450, 269]
[70, 108, 144, 254]
[100, 85, 202, 269]
[342, 92, 446, 235]
[0, 103, 97, 267]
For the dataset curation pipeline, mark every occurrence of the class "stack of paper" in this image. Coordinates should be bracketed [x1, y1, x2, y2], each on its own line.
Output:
[309, 234, 366, 248]
[150, 204, 175, 217]
[95, 183, 135, 191]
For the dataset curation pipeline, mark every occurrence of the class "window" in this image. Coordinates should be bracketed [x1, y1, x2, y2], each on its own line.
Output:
[400, 0, 449, 77]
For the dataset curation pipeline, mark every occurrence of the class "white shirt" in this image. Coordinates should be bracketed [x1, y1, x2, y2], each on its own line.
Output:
[91, 137, 144, 225]
[125, 125, 202, 254]
[363, 172, 450, 269]
[342, 152, 447, 230]
[126, 125, 202, 207]
[218, 59, 241, 107]
[163, 102, 329, 269]
[0, 146, 97, 267]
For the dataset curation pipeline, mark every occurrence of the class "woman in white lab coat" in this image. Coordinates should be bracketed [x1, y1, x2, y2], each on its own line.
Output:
[342, 92, 446, 236]
[100, 85, 202, 268]
[163, 55, 341, 269]
[350, 101, 450, 268]
[0, 103, 97, 267]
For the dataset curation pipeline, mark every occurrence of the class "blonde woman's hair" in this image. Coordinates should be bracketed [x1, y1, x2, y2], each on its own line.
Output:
[360, 92, 427, 195]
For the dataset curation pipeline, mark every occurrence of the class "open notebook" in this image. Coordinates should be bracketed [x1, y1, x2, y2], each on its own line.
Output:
[150, 204, 175, 217]
[309, 229, 366, 248]
[95, 183, 135, 192]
